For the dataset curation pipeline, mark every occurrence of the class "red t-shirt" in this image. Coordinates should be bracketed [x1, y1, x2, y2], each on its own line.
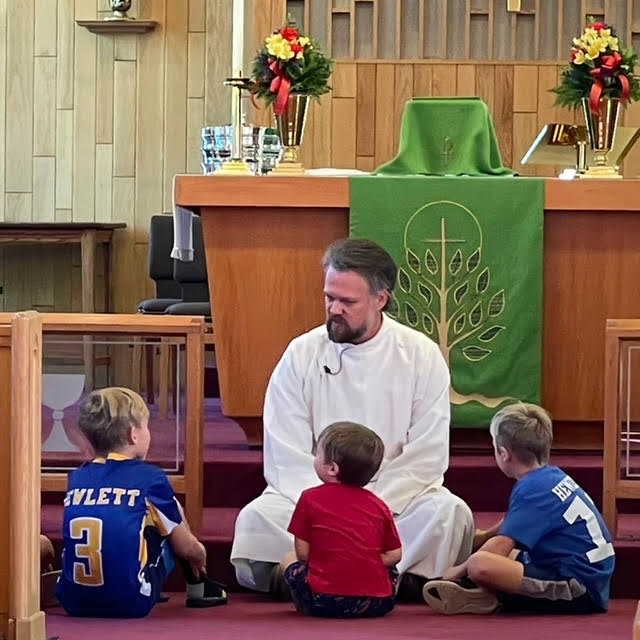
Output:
[288, 483, 401, 597]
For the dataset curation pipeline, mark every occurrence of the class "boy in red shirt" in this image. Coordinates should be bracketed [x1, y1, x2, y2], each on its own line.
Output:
[283, 421, 402, 618]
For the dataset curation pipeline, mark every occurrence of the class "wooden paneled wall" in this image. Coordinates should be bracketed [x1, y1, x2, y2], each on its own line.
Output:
[0, 0, 241, 314]
[288, 0, 640, 61]
[4, 0, 640, 313]
[290, 60, 640, 178]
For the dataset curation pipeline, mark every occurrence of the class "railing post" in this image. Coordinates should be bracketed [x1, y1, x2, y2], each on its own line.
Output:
[10, 311, 45, 640]
[185, 326, 204, 535]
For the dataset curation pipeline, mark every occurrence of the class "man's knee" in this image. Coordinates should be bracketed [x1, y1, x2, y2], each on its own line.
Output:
[422, 491, 473, 529]
[234, 501, 256, 530]
[447, 493, 474, 526]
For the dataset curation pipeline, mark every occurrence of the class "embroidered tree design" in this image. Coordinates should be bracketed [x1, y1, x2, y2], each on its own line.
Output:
[388, 200, 513, 407]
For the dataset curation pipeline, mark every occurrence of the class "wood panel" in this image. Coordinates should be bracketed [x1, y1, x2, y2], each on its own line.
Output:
[6, 0, 34, 193]
[0, 332, 9, 629]
[291, 0, 640, 62]
[0, 1, 221, 313]
[6, 0, 640, 315]
[543, 210, 640, 420]
[201, 204, 349, 416]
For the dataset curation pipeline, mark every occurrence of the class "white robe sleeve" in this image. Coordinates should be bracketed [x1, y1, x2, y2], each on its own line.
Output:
[372, 346, 451, 515]
[262, 344, 319, 505]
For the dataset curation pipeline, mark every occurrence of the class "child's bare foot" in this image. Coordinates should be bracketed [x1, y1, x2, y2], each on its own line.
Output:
[472, 517, 505, 551]
[473, 528, 491, 551]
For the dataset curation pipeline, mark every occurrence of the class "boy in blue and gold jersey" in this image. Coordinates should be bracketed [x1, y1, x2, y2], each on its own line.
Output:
[424, 403, 615, 615]
[57, 387, 227, 618]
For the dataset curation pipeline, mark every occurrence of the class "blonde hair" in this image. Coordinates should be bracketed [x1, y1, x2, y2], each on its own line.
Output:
[78, 387, 150, 456]
[490, 403, 553, 465]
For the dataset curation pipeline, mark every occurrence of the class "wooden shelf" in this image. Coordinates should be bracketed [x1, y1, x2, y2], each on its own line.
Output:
[76, 19, 157, 35]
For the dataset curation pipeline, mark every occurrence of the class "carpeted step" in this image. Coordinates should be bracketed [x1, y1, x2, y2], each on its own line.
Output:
[43, 452, 635, 513]
[200, 452, 628, 512]
[445, 453, 616, 512]
[42, 506, 640, 598]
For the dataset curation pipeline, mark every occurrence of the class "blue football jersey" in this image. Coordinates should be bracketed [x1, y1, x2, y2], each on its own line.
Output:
[500, 465, 615, 610]
[56, 454, 183, 618]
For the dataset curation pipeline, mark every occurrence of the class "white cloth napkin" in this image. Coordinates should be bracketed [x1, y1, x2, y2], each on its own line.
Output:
[171, 175, 195, 262]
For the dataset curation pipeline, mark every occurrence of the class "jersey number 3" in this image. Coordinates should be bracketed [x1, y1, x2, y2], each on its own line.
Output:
[563, 496, 615, 563]
[70, 517, 105, 586]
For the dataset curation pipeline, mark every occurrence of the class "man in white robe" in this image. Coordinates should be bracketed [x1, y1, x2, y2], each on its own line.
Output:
[231, 237, 474, 597]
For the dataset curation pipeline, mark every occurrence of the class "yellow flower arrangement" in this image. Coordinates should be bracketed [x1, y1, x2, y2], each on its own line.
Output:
[251, 22, 332, 115]
[553, 18, 640, 110]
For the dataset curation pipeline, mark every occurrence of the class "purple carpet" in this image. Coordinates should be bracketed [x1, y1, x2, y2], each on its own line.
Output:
[45, 594, 638, 640]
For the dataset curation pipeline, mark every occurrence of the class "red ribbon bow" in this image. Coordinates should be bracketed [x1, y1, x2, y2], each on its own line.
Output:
[269, 60, 291, 115]
[589, 51, 630, 113]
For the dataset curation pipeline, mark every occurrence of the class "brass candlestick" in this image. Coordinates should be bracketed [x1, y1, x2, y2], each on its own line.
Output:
[217, 73, 252, 175]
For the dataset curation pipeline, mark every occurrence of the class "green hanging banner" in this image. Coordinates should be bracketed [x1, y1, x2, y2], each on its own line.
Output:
[350, 175, 544, 427]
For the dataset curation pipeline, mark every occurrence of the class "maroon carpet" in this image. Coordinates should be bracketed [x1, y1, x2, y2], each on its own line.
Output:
[46, 594, 638, 640]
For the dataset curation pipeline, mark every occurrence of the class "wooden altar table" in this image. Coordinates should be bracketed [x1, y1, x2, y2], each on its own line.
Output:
[175, 175, 640, 446]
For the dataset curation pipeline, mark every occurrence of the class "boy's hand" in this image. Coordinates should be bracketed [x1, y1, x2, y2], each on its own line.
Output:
[442, 564, 467, 581]
[189, 541, 207, 578]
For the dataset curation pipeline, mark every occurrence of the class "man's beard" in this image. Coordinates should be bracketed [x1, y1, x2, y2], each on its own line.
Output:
[326, 316, 367, 343]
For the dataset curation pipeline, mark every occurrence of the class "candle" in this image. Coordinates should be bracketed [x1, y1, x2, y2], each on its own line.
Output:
[231, 0, 244, 76]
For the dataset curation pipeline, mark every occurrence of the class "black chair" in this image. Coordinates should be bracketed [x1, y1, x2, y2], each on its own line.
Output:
[159, 217, 213, 414]
[164, 216, 211, 319]
[138, 215, 182, 314]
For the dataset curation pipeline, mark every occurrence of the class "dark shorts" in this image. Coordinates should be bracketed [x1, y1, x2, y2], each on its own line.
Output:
[499, 561, 604, 614]
[283, 561, 396, 619]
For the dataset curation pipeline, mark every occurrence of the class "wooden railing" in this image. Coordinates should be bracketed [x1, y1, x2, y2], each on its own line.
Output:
[603, 319, 640, 537]
[0, 312, 46, 640]
[0, 312, 206, 534]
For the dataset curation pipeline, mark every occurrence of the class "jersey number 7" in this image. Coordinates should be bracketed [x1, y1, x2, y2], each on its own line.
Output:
[563, 496, 615, 563]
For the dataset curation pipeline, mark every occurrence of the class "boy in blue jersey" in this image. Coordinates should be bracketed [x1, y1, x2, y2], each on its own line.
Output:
[56, 387, 228, 618]
[423, 403, 615, 615]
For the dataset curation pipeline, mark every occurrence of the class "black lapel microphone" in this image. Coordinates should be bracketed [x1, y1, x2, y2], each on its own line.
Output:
[323, 346, 352, 375]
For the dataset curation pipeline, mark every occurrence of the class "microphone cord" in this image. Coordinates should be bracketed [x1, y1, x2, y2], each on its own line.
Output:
[323, 345, 353, 375]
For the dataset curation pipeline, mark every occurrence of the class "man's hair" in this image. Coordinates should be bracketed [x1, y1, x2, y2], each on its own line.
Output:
[323, 238, 397, 311]
[490, 403, 553, 465]
[78, 387, 150, 457]
[317, 421, 385, 486]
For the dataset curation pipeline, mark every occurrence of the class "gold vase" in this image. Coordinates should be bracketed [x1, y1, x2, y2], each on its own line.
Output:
[581, 97, 623, 178]
[271, 94, 310, 175]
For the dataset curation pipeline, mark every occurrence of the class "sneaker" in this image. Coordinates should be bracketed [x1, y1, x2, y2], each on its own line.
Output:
[396, 572, 428, 603]
[185, 576, 229, 608]
[40, 570, 61, 609]
[422, 578, 499, 615]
